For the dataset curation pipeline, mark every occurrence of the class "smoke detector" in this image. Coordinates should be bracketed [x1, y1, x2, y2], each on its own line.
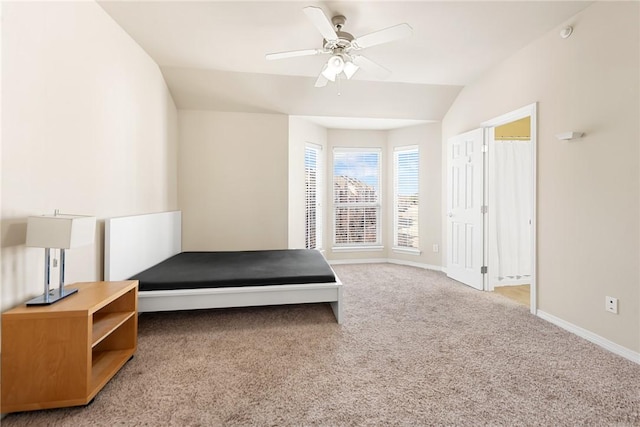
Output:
[560, 26, 573, 39]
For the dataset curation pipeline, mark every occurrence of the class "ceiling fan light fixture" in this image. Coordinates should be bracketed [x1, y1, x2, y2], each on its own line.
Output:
[343, 61, 359, 79]
[327, 54, 345, 73]
[321, 65, 337, 81]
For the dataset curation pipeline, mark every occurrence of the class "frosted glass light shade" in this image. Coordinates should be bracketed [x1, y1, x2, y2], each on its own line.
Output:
[327, 55, 345, 73]
[343, 61, 359, 79]
[26, 214, 96, 249]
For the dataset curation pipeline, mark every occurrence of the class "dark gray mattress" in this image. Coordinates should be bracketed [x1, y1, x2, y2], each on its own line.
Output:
[130, 249, 336, 292]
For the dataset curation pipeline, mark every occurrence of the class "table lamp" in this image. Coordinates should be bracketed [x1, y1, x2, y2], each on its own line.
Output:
[25, 211, 97, 306]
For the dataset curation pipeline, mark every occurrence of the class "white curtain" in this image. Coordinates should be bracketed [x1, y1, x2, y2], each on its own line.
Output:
[494, 140, 532, 279]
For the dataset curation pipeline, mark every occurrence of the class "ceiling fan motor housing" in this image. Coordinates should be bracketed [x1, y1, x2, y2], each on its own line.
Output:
[332, 15, 347, 30]
[323, 14, 355, 49]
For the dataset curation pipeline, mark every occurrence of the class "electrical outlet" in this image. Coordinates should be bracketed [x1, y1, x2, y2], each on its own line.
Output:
[605, 296, 618, 314]
[432, 244, 439, 253]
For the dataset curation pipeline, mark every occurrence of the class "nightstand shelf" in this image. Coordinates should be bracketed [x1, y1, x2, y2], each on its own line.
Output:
[1, 280, 138, 413]
[92, 311, 134, 346]
[90, 349, 133, 391]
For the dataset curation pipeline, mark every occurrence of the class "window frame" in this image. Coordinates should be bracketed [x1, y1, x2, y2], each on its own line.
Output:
[332, 147, 383, 251]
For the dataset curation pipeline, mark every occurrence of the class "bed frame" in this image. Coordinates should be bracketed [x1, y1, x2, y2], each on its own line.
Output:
[105, 211, 343, 323]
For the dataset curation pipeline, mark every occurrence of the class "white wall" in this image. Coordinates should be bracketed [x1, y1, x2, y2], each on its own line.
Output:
[178, 111, 289, 251]
[288, 117, 327, 249]
[387, 124, 442, 268]
[1, 1, 178, 310]
[442, 2, 639, 352]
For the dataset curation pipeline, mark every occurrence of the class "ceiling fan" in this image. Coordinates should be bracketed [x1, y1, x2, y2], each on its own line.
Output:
[266, 6, 412, 87]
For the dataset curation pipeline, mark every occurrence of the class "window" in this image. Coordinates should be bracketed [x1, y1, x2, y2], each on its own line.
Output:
[305, 144, 322, 249]
[394, 146, 419, 252]
[333, 148, 382, 248]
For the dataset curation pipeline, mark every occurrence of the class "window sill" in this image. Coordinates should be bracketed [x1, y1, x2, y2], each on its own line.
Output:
[332, 245, 384, 253]
[392, 247, 421, 255]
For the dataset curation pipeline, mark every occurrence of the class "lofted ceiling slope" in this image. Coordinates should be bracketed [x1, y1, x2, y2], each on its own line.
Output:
[98, 1, 592, 126]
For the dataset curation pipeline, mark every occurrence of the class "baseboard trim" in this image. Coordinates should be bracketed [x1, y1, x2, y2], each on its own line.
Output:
[328, 258, 442, 272]
[328, 258, 389, 265]
[387, 259, 442, 272]
[537, 310, 640, 365]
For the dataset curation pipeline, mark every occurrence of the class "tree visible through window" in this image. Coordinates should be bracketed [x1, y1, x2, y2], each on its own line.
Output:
[394, 146, 419, 250]
[333, 149, 381, 246]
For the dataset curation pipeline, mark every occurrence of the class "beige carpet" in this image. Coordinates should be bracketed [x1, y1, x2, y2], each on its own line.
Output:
[3, 263, 639, 426]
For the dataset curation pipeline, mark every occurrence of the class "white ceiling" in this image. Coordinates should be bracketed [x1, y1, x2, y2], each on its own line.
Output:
[98, 1, 592, 127]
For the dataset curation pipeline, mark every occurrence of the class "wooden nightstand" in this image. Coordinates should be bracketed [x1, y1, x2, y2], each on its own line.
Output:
[1, 280, 138, 413]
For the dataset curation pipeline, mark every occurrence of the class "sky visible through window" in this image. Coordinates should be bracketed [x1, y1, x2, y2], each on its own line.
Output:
[333, 151, 418, 195]
[304, 150, 315, 168]
[333, 151, 380, 191]
[396, 150, 419, 196]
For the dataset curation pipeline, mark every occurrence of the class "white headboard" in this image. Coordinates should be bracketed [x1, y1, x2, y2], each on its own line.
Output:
[105, 211, 182, 281]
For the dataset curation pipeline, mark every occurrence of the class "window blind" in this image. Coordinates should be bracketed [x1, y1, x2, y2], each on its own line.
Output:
[394, 146, 419, 249]
[305, 144, 322, 249]
[333, 149, 381, 246]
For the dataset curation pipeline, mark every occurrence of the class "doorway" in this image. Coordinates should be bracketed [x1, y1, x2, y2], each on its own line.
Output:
[482, 103, 537, 313]
[446, 103, 537, 314]
[487, 117, 533, 308]
[482, 103, 537, 314]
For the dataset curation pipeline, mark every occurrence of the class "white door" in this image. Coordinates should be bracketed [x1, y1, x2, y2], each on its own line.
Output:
[446, 128, 485, 290]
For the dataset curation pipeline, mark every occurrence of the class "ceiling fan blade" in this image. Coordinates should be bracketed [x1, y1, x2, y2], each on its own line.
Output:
[265, 48, 322, 61]
[315, 69, 329, 87]
[353, 23, 413, 49]
[303, 6, 338, 41]
[352, 55, 391, 80]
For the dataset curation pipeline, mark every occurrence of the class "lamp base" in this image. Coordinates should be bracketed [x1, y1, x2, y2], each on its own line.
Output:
[26, 288, 78, 306]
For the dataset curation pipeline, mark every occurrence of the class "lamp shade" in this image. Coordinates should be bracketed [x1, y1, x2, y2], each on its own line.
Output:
[26, 214, 96, 249]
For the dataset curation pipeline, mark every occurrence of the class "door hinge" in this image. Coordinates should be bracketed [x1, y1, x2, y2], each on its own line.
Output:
[481, 145, 488, 153]
[481, 205, 488, 214]
[481, 266, 488, 274]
